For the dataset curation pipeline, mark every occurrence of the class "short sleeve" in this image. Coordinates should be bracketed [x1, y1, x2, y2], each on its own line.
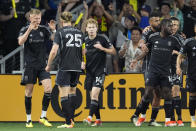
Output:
[53, 30, 61, 45]
[18, 26, 28, 38]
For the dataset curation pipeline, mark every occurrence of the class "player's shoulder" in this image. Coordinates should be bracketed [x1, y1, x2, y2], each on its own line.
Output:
[183, 37, 195, 46]
[97, 34, 110, 41]
[148, 32, 160, 39]
[143, 28, 154, 36]
[20, 25, 29, 32]
[39, 25, 51, 32]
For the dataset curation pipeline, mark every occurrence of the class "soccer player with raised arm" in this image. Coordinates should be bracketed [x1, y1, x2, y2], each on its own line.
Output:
[18, 9, 56, 128]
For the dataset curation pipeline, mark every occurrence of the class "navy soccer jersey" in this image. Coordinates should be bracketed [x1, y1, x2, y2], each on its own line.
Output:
[147, 32, 179, 75]
[85, 34, 112, 74]
[180, 37, 196, 78]
[141, 28, 156, 72]
[54, 26, 84, 71]
[171, 33, 184, 74]
[18, 25, 51, 68]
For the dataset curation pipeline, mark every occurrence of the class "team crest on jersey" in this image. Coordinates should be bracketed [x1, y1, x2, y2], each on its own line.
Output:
[192, 47, 196, 50]
[40, 32, 44, 37]
[168, 41, 171, 46]
[95, 41, 101, 45]
[29, 34, 32, 37]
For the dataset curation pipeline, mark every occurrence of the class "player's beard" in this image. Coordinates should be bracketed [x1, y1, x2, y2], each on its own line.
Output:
[164, 28, 172, 36]
[152, 24, 161, 32]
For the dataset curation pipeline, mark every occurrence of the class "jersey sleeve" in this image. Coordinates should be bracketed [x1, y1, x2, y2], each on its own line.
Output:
[18, 26, 28, 38]
[141, 29, 151, 43]
[44, 26, 52, 40]
[53, 30, 61, 45]
[102, 34, 112, 48]
[179, 40, 189, 55]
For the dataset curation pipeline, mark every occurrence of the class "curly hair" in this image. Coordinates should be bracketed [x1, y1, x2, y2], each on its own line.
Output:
[61, 11, 72, 23]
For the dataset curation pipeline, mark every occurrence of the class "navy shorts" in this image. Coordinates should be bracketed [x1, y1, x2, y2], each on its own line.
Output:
[56, 70, 80, 87]
[84, 71, 105, 91]
[145, 72, 172, 88]
[21, 67, 50, 85]
[186, 77, 196, 93]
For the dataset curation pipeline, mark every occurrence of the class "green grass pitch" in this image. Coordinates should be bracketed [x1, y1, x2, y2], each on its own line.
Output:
[0, 122, 195, 131]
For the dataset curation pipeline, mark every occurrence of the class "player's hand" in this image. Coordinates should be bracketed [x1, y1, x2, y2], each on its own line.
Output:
[143, 26, 151, 33]
[81, 61, 85, 70]
[48, 20, 56, 32]
[130, 59, 137, 69]
[94, 43, 103, 50]
[29, 21, 36, 30]
[83, 1, 88, 10]
[172, 50, 179, 55]
[139, 43, 148, 52]
[176, 67, 182, 76]
[45, 65, 51, 72]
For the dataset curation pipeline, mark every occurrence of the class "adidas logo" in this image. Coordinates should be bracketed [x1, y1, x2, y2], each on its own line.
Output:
[193, 47, 196, 50]
[155, 41, 159, 44]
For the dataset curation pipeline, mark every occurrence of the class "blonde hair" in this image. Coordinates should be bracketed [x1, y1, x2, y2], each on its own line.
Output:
[29, 9, 41, 15]
[61, 11, 72, 23]
[86, 18, 98, 28]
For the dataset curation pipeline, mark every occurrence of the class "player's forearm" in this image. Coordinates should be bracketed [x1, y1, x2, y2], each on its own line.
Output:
[47, 44, 58, 66]
[102, 46, 116, 55]
[18, 28, 31, 45]
[47, 51, 57, 67]
[176, 54, 183, 69]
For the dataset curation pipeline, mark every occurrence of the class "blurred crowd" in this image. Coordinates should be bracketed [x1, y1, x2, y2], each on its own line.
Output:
[0, 0, 196, 73]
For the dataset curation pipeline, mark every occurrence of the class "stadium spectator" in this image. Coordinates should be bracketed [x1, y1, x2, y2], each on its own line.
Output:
[109, 14, 136, 72]
[170, 0, 184, 32]
[83, 18, 116, 126]
[88, 1, 114, 35]
[176, 23, 196, 128]
[119, 27, 142, 73]
[139, 4, 151, 29]
[160, 2, 171, 19]
[18, 9, 55, 128]
[175, 0, 196, 38]
[118, 3, 141, 26]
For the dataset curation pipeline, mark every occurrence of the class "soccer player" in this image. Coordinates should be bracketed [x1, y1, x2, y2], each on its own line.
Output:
[83, 18, 116, 126]
[136, 19, 181, 127]
[45, 11, 85, 128]
[130, 11, 162, 126]
[18, 9, 55, 128]
[176, 23, 196, 128]
[170, 17, 185, 126]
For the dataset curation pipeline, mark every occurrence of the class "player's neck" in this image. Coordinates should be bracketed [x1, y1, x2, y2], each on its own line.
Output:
[160, 32, 166, 37]
[89, 34, 96, 40]
[63, 22, 72, 27]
